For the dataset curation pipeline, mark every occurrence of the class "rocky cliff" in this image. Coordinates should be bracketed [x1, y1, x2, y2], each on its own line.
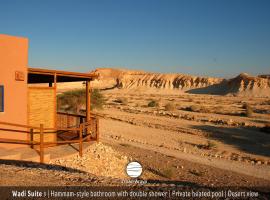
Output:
[90, 68, 270, 97]
[91, 68, 223, 91]
[57, 68, 270, 97]
[188, 73, 270, 97]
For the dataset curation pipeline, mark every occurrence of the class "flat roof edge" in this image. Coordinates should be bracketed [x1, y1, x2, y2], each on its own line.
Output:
[28, 67, 98, 79]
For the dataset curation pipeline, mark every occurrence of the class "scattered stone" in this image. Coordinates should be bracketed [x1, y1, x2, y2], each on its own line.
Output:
[51, 143, 130, 179]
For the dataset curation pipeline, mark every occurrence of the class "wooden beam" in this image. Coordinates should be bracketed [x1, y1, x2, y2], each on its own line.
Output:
[79, 124, 83, 157]
[30, 128, 34, 148]
[28, 68, 98, 79]
[86, 81, 91, 122]
[0, 121, 39, 129]
[54, 73, 57, 130]
[40, 124, 44, 163]
[86, 81, 91, 141]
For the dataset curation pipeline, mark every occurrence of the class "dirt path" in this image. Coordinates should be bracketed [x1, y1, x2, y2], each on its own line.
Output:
[105, 141, 270, 190]
[100, 117, 270, 181]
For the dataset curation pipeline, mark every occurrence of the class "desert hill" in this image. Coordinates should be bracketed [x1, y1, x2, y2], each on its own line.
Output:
[56, 68, 270, 97]
[189, 73, 270, 97]
[90, 68, 270, 97]
[90, 68, 222, 90]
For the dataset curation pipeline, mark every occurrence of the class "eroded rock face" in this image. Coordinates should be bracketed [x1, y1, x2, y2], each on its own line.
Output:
[221, 73, 270, 97]
[90, 68, 270, 97]
[56, 68, 270, 97]
[229, 73, 270, 91]
[91, 68, 223, 90]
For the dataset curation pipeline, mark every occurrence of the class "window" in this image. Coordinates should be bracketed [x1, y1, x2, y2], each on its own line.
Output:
[0, 86, 3, 112]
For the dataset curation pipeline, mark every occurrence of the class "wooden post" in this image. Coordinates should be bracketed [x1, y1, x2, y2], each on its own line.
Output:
[30, 128, 34, 149]
[86, 81, 91, 122]
[79, 116, 84, 136]
[79, 124, 83, 157]
[86, 81, 91, 141]
[54, 73, 57, 143]
[40, 124, 44, 163]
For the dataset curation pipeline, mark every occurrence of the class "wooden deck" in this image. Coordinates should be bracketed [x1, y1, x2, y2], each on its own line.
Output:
[0, 112, 99, 163]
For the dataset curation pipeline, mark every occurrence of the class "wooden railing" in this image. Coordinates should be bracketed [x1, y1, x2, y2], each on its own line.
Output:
[0, 113, 99, 163]
[57, 112, 99, 142]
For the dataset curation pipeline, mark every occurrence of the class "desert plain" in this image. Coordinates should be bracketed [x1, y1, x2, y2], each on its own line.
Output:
[1, 68, 270, 193]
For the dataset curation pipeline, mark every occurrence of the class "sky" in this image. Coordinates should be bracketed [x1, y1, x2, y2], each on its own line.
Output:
[0, 0, 269, 77]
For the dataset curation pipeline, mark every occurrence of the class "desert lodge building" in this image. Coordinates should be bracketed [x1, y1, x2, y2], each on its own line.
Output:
[0, 34, 99, 162]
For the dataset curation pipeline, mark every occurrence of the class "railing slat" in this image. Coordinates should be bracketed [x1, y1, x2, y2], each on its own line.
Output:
[30, 128, 34, 149]
[79, 124, 83, 157]
[0, 121, 39, 129]
[0, 112, 99, 164]
[40, 124, 44, 163]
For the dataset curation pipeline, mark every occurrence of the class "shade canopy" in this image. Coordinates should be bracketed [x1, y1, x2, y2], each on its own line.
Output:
[28, 68, 97, 83]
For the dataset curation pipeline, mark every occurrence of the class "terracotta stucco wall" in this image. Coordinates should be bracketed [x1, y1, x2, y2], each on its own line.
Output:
[0, 34, 28, 148]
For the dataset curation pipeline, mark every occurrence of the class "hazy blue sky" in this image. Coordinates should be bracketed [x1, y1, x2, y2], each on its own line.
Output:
[0, 0, 269, 77]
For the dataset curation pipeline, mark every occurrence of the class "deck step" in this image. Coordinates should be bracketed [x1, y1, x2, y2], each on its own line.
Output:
[15, 147, 51, 163]
[0, 148, 22, 160]
[0, 147, 50, 163]
[22, 153, 51, 163]
[0, 152, 22, 160]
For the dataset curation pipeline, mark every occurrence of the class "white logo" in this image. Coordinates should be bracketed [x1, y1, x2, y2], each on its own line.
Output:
[126, 161, 143, 178]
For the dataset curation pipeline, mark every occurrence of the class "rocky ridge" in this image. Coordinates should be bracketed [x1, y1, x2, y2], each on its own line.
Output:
[90, 68, 270, 97]
[91, 68, 222, 91]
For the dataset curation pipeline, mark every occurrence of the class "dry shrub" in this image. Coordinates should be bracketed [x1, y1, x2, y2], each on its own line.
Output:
[91, 89, 105, 110]
[261, 100, 270, 105]
[205, 140, 217, 150]
[148, 100, 159, 107]
[163, 168, 174, 179]
[114, 97, 128, 105]
[189, 169, 203, 177]
[243, 103, 253, 117]
[187, 105, 209, 112]
[186, 105, 200, 112]
[57, 89, 104, 112]
[165, 102, 176, 111]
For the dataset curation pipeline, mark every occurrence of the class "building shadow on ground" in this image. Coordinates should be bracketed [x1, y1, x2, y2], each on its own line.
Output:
[191, 125, 270, 157]
[0, 159, 86, 174]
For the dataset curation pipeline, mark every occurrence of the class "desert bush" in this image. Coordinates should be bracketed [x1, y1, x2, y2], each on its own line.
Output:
[91, 89, 105, 110]
[205, 140, 217, 150]
[120, 143, 131, 147]
[243, 103, 253, 117]
[165, 102, 176, 111]
[162, 168, 174, 179]
[57, 89, 104, 112]
[57, 89, 85, 113]
[189, 169, 203, 177]
[114, 97, 128, 105]
[242, 102, 248, 109]
[148, 100, 159, 107]
[186, 105, 200, 112]
[261, 100, 270, 105]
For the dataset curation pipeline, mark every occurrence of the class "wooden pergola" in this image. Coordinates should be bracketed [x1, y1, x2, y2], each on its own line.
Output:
[28, 68, 98, 126]
[0, 68, 99, 163]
